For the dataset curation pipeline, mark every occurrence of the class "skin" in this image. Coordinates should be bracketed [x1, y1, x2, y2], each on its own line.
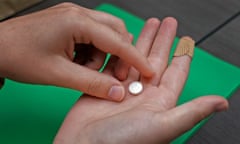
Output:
[0, 2, 154, 102]
[0, 2, 229, 143]
[54, 17, 228, 144]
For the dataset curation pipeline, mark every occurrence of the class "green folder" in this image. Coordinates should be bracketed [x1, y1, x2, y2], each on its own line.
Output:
[0, 3, 239, 144]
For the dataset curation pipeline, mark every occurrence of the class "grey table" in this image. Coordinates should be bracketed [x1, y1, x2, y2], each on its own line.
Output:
[7, 0, 240, 143]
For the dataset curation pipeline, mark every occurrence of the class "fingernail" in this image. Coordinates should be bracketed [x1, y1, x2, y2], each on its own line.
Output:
[216, 102, 228, 112]
[128, 33, 134, 42]
[108, 85, 125, 101]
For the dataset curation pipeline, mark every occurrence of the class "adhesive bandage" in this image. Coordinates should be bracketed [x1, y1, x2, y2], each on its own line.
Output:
[174, 37, 195, 58]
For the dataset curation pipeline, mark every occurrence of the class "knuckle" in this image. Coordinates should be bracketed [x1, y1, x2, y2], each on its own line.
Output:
[191, 100, 208, 120]
[56, 3, 89, 30]
[115, 18, 125, 28]
[114, 19, 127, 33]
[87, 78, 103, 95]
[107, 16, 127, 34]
[100, 12, 126, 30]
[64, 7, 79, 16]
[59, 3, 82, 17]
[58, 2, 77, 8]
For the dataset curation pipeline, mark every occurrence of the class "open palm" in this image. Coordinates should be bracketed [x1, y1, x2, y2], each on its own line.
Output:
[54, 18, 228, 144]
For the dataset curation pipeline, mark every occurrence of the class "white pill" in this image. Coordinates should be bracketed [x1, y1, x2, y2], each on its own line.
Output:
[128, 81, 143, 95]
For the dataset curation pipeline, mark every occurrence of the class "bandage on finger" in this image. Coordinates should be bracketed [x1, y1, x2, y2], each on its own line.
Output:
[174, 37, 195, 58]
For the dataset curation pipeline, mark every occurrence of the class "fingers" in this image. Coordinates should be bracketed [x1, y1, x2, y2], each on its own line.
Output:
[52, 3, 154, 77]
[126, 18, 161, 81]
[156, 96, 228, 142]
[52, 3, 130, 40]
[103, 55, 119, 76]
[142, 17, 177, 86]
[158, 37, 195, 108]
[49, 57, 125, 102]
[114, 18, 161, 81]
[74, 44, 106, 70]
[76, 17, 154, 78]
[135, 18, 161, 57]
[84, 49, 106, 70]
[113, 33, 134, 80]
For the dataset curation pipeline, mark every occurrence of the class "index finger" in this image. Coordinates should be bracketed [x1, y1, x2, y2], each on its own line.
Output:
[75, 17, 154, 77]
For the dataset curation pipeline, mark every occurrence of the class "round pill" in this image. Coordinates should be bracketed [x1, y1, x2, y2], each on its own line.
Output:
[128, 81, 143, 95]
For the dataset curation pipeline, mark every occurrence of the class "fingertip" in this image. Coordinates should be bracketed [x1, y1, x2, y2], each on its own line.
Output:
[146, 17, 161, 25]
[216, 100, 229, 112]
[139, 55, 156, 78]
[114, 60, 130, 81]
[163, 17, 178, 26]
[158, 95, 228, 140]
[143, 64, 156, 78]
[115, 70, 128, 81]
[209, 96, 229, 112]
[128, 33, 134, 42]
[108, 85, 125, 102]
[192, 95, 229, 112]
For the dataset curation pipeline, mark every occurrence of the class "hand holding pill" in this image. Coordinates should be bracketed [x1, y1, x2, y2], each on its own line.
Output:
[0, 3, 154, 101]
[54, 17, 228, 144]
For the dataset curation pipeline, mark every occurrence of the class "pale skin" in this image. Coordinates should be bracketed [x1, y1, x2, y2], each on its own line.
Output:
[0, 3, 154, 101]
[54, 16, 228, 143]
[0, 3, 228, 144]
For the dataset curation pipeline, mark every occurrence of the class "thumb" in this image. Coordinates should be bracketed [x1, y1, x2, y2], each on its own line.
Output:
[50, 58, 125, 102]
[157, 96, 228, 142]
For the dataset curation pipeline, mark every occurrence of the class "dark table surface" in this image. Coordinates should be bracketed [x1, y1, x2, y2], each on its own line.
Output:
[5, 0, 240, 143]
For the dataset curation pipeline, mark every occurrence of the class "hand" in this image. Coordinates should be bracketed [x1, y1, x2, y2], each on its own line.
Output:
[0, 2, 153, 101]
[53, 18, 228, 144]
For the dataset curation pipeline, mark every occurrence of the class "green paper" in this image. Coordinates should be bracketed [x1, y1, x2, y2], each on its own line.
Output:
[96, 4, 240, 144]
[0, 3, 239, 144]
